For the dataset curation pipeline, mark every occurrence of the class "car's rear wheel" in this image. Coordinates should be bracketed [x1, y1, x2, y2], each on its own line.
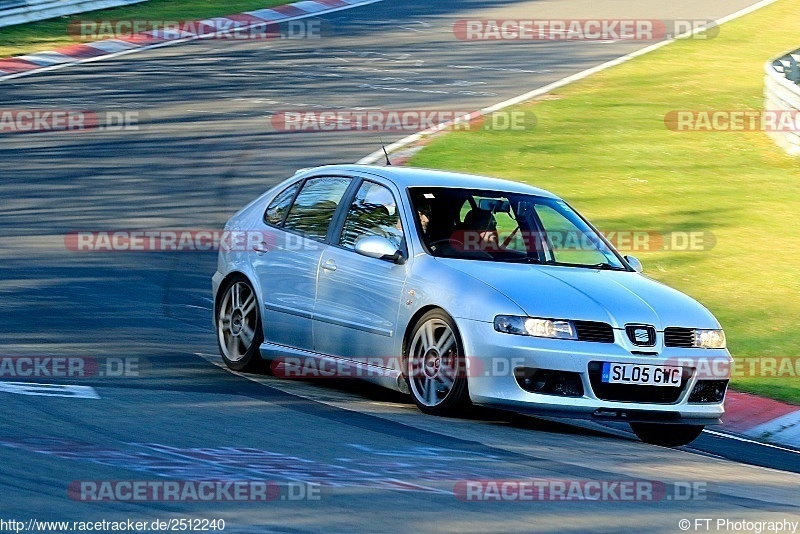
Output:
[630, 422, 704, 447]
[216, 276, 263, 372]
[406, 309, 470, 416]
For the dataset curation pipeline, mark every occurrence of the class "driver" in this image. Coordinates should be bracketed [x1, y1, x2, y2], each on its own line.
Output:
[461, 209, 500, 252]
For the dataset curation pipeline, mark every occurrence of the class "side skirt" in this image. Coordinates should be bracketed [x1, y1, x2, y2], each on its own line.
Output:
[259, 341, 410, 394]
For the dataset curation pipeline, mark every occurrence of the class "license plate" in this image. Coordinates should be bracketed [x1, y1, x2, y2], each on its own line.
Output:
[601, 362, 682, 386]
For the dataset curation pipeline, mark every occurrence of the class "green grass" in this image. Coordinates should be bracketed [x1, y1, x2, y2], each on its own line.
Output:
[409, 0, 800, 403]
[0, 0, 292, 57]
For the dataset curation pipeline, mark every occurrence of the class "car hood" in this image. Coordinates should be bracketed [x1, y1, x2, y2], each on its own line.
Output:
[436, 259, 720, 330]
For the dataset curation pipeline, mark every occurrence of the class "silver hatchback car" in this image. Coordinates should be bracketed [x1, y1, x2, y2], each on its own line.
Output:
[213, 165, 732, 447]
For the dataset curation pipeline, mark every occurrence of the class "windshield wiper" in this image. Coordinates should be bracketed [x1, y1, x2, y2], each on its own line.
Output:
[585, 262, 626, 271]
[540, 261, 626, 270]
[503, 256, 542, 264]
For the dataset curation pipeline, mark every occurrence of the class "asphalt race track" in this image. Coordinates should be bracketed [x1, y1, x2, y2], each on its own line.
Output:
[1, 0, 799, 532]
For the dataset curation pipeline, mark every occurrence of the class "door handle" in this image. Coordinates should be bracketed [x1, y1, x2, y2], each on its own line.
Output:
[322, 259, 337, 272]
[253, 242, 270, 255]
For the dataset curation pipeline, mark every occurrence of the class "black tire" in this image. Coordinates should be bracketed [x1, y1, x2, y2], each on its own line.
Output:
[215, 276, 264, 372]
[630, 422, 705, 447]
[405, 309, 470, 416]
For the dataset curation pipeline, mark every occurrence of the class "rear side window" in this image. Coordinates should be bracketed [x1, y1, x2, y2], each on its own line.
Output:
[282, 176, 352, 240]
[264, 182, 301, 226]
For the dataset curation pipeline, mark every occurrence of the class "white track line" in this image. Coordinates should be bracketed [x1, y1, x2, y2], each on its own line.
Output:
[703, 428, 800, 454]
[358, 0, 780, 164]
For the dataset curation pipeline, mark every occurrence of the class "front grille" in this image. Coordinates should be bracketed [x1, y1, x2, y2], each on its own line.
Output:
[664, 327, 695, 348]
[574, 321, 615, 343]
[588, 361, 687, 403]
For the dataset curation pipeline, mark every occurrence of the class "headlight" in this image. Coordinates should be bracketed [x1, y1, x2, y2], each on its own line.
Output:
[494, 316, 577, 340]
[694, 329, 726, 349]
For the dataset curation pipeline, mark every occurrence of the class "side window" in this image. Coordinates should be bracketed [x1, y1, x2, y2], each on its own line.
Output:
[264, 182, 300, 226]
[459, 199, 472, 223]
[282, 177, 352, 240]
[340, 181, 404, 250]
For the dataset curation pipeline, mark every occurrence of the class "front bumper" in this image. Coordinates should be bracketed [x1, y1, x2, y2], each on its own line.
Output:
[458, 319, 731, 425]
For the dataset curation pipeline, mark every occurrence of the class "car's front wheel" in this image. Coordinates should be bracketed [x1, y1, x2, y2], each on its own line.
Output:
[216, 276, 263, 372]
[406, 309, 470, 416]
[630, 422, 704, 447]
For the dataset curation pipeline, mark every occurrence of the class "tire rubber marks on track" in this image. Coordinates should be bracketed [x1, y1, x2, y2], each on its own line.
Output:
[0, 437, 568, 493]
[447, 64, 553, 74]
[0, 438, 477, 493]
[347, 443, 500, 461]
[344, 19, 431, 33]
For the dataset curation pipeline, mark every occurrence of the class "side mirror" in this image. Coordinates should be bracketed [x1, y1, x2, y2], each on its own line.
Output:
[624, 255, 643, 272]
[354, 235, 405, 264]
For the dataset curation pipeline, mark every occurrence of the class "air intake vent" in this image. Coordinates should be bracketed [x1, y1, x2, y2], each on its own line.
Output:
[573, 321, 615, 343]
[664, 327, 695, 348]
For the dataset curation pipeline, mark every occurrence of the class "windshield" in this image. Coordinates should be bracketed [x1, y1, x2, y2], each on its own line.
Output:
[409, 187, 626, 270]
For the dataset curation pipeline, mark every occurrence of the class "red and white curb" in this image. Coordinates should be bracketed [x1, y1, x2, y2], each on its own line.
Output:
[0, 0, 382, 81]
[721, 391, 800, 449]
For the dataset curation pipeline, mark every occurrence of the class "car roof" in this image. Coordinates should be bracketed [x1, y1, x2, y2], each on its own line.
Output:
[298, 164, 561, 199]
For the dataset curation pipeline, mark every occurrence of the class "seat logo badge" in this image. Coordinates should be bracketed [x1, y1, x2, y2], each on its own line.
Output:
[626, 324, 656, 347]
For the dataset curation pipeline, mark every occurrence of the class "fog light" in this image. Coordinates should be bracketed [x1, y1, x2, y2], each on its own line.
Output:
[515, 368, 584, 397]
[688, 380, 728, 403]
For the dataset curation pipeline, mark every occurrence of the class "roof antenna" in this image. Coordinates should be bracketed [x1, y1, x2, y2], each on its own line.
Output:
[380, 137, 392, 166]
